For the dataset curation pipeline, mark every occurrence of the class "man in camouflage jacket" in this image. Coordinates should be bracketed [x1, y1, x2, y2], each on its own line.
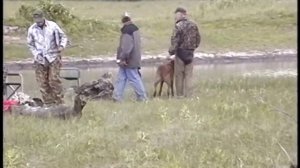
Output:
[169, 7, 201, 97]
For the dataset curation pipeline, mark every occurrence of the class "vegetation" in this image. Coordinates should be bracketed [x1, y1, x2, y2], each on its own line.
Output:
[5, 0, 119, 34]
[4, 75, 297, 167]
[3, 1, 297, 167]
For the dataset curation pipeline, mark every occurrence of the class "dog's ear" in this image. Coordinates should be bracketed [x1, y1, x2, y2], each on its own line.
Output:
[32, 98, 44, 107]
[81, 100, 87, 107]
[79, 95, 87, 107]
[77, 95, 88, 104]
[32, 97, 43, 102]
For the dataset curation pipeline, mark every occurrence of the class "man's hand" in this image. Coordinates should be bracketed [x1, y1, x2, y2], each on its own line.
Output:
[35, 54, 44, 62]
[168, 48, 175, 56]
[58, 46, 64, 52]
[116, 59, 128, 66]
[119, 60, 128, 66]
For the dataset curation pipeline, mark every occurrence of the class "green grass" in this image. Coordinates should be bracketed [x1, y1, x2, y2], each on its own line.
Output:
[3, 0, 297, 61]
[4, 75, 297, 168]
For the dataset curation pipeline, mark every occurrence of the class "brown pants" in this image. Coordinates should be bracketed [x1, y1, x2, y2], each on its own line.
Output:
[174, 56, 193, 97]
[34, 57, 64, 105]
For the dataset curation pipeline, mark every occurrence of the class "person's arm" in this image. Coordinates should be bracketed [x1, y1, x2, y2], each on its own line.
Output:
[169, 25, 181, 56]
[195, 25, 201, 48]
[54, 23, 68, 49]
[116, 36, 122, 59]
[119, 34, 134, 61]
[27, 28, 40, 58]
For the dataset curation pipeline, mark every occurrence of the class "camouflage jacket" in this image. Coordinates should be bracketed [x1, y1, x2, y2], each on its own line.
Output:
[169, 18, 201, 55]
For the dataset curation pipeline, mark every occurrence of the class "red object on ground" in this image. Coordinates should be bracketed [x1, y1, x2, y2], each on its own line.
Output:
[3, 100, 20, 113]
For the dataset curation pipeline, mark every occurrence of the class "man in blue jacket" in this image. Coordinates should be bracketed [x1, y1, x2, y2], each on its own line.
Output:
[113, 12, 147, 102]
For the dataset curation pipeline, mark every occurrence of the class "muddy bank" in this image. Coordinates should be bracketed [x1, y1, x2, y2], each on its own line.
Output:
[4, 49, 297, 70]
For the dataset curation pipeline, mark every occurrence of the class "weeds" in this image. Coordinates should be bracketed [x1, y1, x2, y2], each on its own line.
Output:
[4, 75, 297, 167]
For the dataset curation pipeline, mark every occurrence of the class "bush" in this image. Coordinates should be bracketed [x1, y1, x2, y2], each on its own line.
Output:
[16, 0, 79, 27]
[8, 0, 119, 35]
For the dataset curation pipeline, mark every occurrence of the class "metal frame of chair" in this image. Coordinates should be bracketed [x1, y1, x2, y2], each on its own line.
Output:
[3, 68, 80, 100]
[59, 67, 81, 86]
[4, 72, 24, 100]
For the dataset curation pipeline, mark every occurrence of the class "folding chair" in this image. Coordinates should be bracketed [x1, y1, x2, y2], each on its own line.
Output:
[4, 72, 24, 100]
[60, 67, 81, 87]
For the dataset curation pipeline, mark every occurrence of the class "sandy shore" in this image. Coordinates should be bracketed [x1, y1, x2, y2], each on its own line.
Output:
[4, 49, 297, 70]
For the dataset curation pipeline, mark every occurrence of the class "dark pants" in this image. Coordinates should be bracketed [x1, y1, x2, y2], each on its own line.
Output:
[174, 56, 193, 97]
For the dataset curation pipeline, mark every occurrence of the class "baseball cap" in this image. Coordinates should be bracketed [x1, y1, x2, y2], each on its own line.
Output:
[33, 10, 44, 18]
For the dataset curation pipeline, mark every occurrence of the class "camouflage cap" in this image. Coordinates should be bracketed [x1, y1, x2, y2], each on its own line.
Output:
[33, 10, 44, 18]
[174, 7, 187, 14]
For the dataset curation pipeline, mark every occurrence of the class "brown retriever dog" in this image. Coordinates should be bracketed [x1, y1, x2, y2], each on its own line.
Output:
[153, 59, 175, 97]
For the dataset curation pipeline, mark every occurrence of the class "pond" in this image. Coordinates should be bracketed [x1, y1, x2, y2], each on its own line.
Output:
[5, 61, 297, 98]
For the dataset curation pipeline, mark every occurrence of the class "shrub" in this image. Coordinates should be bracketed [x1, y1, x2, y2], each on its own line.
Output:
[8, 0, 119, 35]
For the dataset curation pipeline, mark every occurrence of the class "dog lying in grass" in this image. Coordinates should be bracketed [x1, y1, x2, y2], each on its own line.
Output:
[10, 72, 114, 120]
[12, 95, 87, 120]
[153, 59, 175, 97]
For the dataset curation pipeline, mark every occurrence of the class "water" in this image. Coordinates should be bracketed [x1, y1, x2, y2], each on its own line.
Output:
[5, 61, 297, 97]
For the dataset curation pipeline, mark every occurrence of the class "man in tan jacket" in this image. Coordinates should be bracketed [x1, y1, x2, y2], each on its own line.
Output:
[169, 7, 201, 98]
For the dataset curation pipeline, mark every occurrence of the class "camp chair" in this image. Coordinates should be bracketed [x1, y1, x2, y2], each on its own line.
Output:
[60, 67, 81, 87]
[4, 72, 24, 100]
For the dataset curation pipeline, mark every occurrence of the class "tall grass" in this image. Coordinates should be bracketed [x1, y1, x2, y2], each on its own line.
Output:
[4, 75, 297, 168]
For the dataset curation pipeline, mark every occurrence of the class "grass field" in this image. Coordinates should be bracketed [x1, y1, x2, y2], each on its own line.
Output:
[3, 0, 297, 61]
[4, 74, 297, 168]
